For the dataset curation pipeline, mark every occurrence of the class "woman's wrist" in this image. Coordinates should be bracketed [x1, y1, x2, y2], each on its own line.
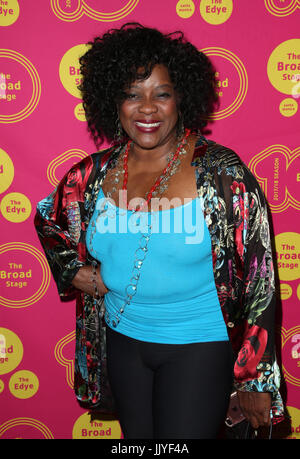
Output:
[91, 260, 100, 298]
[70, 263, 108, 296]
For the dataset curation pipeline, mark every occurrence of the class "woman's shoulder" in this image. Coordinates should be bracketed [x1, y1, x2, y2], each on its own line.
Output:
[196, 135, 250, 173]
[195, 135, 263, 191]
[200, 137, 243, 169]
[90, 144, 122, 168]
[63, 144, 121, 181]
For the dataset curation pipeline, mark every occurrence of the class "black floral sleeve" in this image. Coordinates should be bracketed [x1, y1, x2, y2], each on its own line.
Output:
[219, 160, 282, 418]
[230, 168, 280, 389]
[34, 155, 94, 296]
[196, 138, 283, 419]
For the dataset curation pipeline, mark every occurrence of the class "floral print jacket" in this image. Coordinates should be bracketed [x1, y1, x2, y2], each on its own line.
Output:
[34, 136, 284, 420]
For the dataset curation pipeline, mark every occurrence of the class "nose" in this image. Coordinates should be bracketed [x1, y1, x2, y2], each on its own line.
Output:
[138, 96, 158, 114]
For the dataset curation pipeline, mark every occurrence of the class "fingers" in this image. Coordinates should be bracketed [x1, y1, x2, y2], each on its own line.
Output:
[237, 391, 272, 429]
[247, 408, 271, 429]
[71, 265, 109, 296]
[263, 409, 271, 426]
[247, 410, 270, 429]
[239, 405, 259, 429]
[96, 283, 109, 296]
[248, 415, 259, 430]
[95, 268, 109, 295]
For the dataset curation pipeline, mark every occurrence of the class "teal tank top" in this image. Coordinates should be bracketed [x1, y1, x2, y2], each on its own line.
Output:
[86, 187, 228, 344]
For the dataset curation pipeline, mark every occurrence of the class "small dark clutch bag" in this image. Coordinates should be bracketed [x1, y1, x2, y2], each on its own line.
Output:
[225, 391, 246, 428]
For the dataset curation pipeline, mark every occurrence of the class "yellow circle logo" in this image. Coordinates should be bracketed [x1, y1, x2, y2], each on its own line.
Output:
[59, 44, 90, 98]
[72, 412, 122, 439]
[9, 370, 39, 399]
[47, 148, 88, 187]
[287, 406, 300, 439]
[248, 144, 300, 213]
[200, 0, 233, 24]
[54, 331, 75, 390]
[51, 0, 140, 22]
[275, 232, 300, 281]
[265, 0, 300, 17]
[0, 0, 19, 26]
[176, 0, 195, 18]
[0, 379, 4, 393]
[0, 192, 31, 223]
[0, 148, 14, 194]
[0, 328, 23, 375]
[201, 47, 248, 120]
[279, 97, 298, 117]
[0, 418, 54, 439]
[74, 102, 86, 121]
[267, 39, 300, 95]
[0, 242, 51, 308]
[0, 49, 41, 123]
[279, 283, 293, 300]
[281, 326, 300, 388]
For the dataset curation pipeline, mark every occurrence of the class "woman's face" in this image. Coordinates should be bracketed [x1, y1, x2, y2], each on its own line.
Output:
[119, 64, 179, 151]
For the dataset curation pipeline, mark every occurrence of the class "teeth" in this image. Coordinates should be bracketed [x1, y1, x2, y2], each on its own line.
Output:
[136, 122, 160, 128]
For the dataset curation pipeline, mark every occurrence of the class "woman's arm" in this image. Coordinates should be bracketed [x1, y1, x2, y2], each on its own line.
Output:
[34, 155, 107, 297]
[230, 166, 282, 426]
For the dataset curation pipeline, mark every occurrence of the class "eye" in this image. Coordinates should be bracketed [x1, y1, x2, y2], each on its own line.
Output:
[157, 92, 171, 98]
[124, 93, 138, 100]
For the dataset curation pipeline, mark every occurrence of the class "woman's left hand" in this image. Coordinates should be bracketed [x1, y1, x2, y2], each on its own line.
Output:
[237, 391, 272, 429]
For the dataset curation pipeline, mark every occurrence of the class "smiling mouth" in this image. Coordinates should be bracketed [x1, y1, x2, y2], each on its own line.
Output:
[135, 121, 161, 128]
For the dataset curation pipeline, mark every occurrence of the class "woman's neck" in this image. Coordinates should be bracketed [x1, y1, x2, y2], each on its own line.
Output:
[128, 134, 180, 173]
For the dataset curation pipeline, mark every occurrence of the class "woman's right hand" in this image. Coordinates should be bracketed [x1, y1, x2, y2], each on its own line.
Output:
[71, 265, 109, 297]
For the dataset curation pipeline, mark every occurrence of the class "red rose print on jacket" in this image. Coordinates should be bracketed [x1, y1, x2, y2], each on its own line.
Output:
[234, 324, 268, 381]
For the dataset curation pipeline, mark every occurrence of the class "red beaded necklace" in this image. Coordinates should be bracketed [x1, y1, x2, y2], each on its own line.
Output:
[122, 129, 191, 211]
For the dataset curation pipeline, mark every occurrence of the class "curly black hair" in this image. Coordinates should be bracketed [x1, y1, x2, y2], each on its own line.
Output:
[79, 23, 218, 147]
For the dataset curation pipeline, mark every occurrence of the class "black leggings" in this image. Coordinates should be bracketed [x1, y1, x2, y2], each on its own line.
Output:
[106, 326, 234, 439]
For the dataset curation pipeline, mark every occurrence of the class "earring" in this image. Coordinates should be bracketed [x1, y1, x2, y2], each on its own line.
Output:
[114, 117, 123, 144]
[176, 112, 185, 138]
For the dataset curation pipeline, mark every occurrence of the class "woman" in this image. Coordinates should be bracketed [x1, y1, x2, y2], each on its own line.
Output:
[34, 23, 283, 439]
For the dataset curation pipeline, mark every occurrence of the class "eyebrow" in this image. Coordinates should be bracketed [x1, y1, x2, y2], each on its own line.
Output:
[128, 83, 173, 90]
